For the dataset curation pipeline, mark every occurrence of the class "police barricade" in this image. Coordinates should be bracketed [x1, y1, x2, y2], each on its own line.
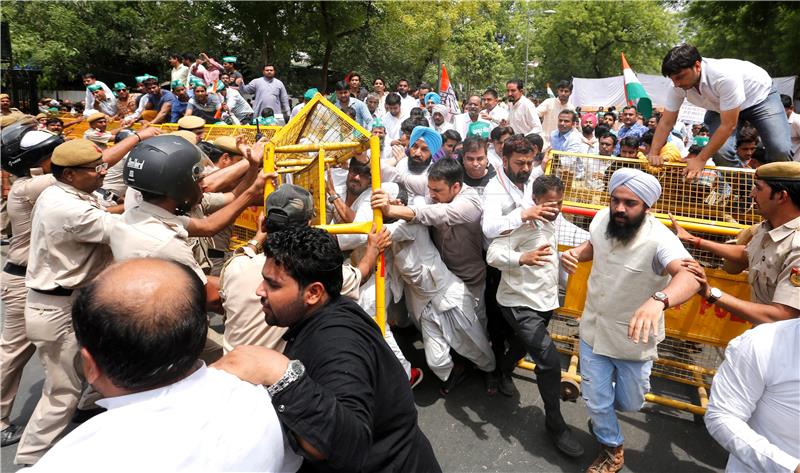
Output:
[521, 151, 755, 415]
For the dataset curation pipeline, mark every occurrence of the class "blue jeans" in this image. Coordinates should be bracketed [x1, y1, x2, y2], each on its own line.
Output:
[579, 339, 652, 447]
[704, 88, 793, 166]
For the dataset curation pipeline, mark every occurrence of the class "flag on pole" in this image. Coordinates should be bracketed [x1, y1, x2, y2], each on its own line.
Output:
[621, 52, 652, 119]
[546, 82, 556, 99]
[440, 64, 461, 115]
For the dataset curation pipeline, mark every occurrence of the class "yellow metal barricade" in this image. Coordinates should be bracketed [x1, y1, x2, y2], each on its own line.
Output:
[518, 151, 756, 415]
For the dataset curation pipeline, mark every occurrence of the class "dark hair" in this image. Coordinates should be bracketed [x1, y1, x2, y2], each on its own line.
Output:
[348, 157, 371, 177]
[490, 125, 514, 141]
[442, 129, 462, 144]
[687, 144, 704, 156]
[334, 80, 349, 92]
[72, 261, 207, 391]
[428, 156, 464, 187]
[183, 52, 196, 62]
[595, 124, 611, 138]
[598, 131, 617, 145]
[343, 106, 356, 120]
[143, 78, 158, 87]
[169, 53, 183, 61]
[418, 81, 432, 90]
[198, 141, 224, 163]
[780, 94, 793, 109]
[506, 79, 524, 90]
[750, 145, 767, 166]
[409, 107, 426, 119]
[641, 130, 655, 145]
[50, 163, 66, 178]
[532, 175, 565, 198]
[400, 117, 427, 137]
[559, 109, 578, 121]
[699, 125, 709, 134]
[502, 134, 534, 158]
[764, 179, 800, 209]
[483, 88, 499, 99]
[397, 78, 409, 86]
[82, 73, 96, 80]
[262, 107, 275, 118]
[373, 77, 386, 86]
[736, 126, 759, 147]
[619, 135, 640, 149]
[661, 44, 702, 77]
[385, 93, 401, 106]
[45, 117, 63, 126]
[264, 227, 344, 298]
[460, 135, 486, 155]
[349, 73, 361, 81]
[555, 80, 573, 92]
[524, 133, 544, 152]
[263, 63, 275, 69]
[622, 105, 637, 114]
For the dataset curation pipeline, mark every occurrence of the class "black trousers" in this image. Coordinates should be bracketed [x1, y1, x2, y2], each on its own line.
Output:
[499, 305, 567, 433]
[484, 264, 515, 369]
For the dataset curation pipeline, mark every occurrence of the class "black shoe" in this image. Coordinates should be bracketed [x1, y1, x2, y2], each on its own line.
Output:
[498, 373, 517, 397]
[1, 424, 24, 447]
[587, 418, 595, 438]
[440, 363, 469, 395]
[71, 407, 106, 424]
[484, 371, 499, 396]
[548, 427, 584, 458]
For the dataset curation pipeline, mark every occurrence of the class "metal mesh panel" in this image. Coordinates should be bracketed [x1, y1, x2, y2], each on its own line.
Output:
[290, 156, 323, 226]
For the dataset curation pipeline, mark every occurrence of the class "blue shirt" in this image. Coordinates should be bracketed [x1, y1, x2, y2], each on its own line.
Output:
[334, 97, 373, 130]
[550, 128, 583, 153]
[170, 98, 189, 123]
[147, 90, 177, 112]
[615, 123, 648, 154]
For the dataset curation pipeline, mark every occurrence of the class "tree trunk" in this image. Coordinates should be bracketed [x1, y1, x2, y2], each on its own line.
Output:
[321, 38, 332, 92]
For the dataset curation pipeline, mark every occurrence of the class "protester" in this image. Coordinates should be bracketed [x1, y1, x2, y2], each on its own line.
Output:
[537, 80, 574, 144]
[505, 79, 543, 135]
[241, 64, 290, 125]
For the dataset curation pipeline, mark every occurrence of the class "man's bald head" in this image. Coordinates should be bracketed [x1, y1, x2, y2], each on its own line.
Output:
[72, 258, 207, 392]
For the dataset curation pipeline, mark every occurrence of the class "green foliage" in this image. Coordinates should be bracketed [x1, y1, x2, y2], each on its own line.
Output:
[685, 1, 800, 77]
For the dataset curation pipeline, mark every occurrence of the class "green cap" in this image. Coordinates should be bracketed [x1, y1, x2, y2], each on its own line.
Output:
[189, 77, 205, 88]
[87, 84, 102, 92]
[171, 79, 185, 89]
[467, 121, 491, 139]
[134, 75, 147, 84]
[213, 80, 225, 92]
[113, 82, 127, 91]
[304, 88, 319, 101]
[693, 136, 709, 147]
[222, 56, 237, 63]
[371, 117, 385, 130]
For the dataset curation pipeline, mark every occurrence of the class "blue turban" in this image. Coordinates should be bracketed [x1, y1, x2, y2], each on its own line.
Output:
[608, 168, 662, 207]
[408, 126, 442, 156]
[424, 92, 441, 105]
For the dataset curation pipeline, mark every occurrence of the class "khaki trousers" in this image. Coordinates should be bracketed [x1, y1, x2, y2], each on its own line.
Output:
[0, 271, 35, 430]
[14, 290, 83, 465]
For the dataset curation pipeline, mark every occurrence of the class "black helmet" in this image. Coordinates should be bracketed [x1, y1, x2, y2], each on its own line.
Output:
[114, 128, 138, 144]
[1, 118, 64, 176]
[123, 135, 203, 214]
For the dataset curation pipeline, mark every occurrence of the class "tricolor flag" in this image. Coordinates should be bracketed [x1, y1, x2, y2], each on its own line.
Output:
[621, 52, 652, 119]
[546, 82, 555, 99]
[439, 64, 461, 115]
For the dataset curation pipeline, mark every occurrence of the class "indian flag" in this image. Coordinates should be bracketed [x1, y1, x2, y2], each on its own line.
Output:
[440, 64, 461, 115]
[621, 52, 652, 119]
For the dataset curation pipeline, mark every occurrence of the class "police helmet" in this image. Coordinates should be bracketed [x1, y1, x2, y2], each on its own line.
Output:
[123, 135, 203, 214]
[1, 118, 64, 176]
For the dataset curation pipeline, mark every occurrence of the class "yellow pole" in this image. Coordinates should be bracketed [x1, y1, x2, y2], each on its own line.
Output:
[370, 135, 386, 336]
[265, 142, 276, 199]
[318, 148, 327, 225]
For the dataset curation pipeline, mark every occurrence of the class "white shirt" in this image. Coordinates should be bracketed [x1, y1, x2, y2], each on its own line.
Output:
[84, 81, 114, 117]
[479, 105, 508, 129]
[30, 364, 302, 473]
[705, 319, 800, 473]
[788, 111, 800, 157]
[399, 94, 418, 117]
[665, 58, 772, 113]
[537, 97, 573, 139]
[171, 64, 190, 89]
[507, 95, 543, 135]
[481, 166, 538, 241]
[382, 111, 405, 142]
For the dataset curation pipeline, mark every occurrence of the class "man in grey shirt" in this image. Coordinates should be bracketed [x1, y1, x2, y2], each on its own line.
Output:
[240, 64, 290, 125]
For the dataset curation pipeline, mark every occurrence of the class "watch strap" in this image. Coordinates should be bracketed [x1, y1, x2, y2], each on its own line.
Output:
[267, 359, 305, 397]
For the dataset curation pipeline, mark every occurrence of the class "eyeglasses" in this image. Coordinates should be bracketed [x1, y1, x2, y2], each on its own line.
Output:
[77, 162, 109, 173]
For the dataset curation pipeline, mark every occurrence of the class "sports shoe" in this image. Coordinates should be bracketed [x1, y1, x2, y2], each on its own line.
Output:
[409, 367, 424, 390]
[586, 444, 624, 473]
[498, 373, 517, 397]
[1, 424, 24, 447]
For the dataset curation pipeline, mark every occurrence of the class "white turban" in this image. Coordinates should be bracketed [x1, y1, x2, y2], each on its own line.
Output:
[608, 168, 662, 207]
[431, 103, 450, 122]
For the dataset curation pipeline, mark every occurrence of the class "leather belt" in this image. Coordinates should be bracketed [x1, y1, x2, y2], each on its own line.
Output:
[3, 262, 27, 277]
[32, 286, 74, 297]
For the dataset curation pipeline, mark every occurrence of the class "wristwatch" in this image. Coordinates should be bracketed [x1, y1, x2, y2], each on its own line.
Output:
[267, 359, 305, 397]
[651, 291, 670, 309]
[706, 287, 723, 304]
[246, 238, 263, 252]
[328, 194, 340, 203]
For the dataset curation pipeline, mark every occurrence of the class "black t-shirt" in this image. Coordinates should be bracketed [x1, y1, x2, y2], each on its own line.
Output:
[275, 297, 442, 473]
[462, 163, 497, 194]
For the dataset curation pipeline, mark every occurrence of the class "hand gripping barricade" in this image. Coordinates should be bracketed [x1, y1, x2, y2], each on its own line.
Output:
[525, 150, 756, 416]
[236, 93, 388, 335]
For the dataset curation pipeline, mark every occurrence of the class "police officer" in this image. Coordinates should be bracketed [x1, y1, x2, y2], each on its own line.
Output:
[680, 162, 800, 323]
[109, 134, 270, 362]
[0, 119, 62, 447]
[14, 139, 119, 465]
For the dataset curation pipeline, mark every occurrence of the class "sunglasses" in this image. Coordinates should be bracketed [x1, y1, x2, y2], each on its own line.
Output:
[77, 162, 109, 173]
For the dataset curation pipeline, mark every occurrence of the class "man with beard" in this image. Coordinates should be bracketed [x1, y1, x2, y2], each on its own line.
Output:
[560, 168, 700, 473]
[486, 175, 584, 458]
[214, 226, 442, 472]
[170, 81, 191, 123]
[382, 125, 440, 206]
[454, 95, 491, 140]
[505, 79, 543, 136]
[580, 113, 600, 154]
[551, 109, 585, 180]
[614, 106, 648, 155]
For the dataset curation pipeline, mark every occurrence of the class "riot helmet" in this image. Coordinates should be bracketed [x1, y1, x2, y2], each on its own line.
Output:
[1, 118, 64, 176]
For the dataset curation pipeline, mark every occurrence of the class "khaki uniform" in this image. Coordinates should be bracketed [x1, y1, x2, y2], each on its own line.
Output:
[746, 215, 800, 309]
[1, 173, 56, 430]
[16, 182, 117, 465]
[220, 249, 362, 354]
[190, 192, 227, 274]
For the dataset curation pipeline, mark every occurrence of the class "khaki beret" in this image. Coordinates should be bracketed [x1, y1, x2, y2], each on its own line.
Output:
[169, 130, 200, 144]
[87, 112, 107, 124]
[0, 93, 9, 101]
[36, 113, 48, 120]
[755, 162, 800, 181]
[177, 115, 205, 131]
[213, 135, 242, 155]
[51, 139, 103, 167]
